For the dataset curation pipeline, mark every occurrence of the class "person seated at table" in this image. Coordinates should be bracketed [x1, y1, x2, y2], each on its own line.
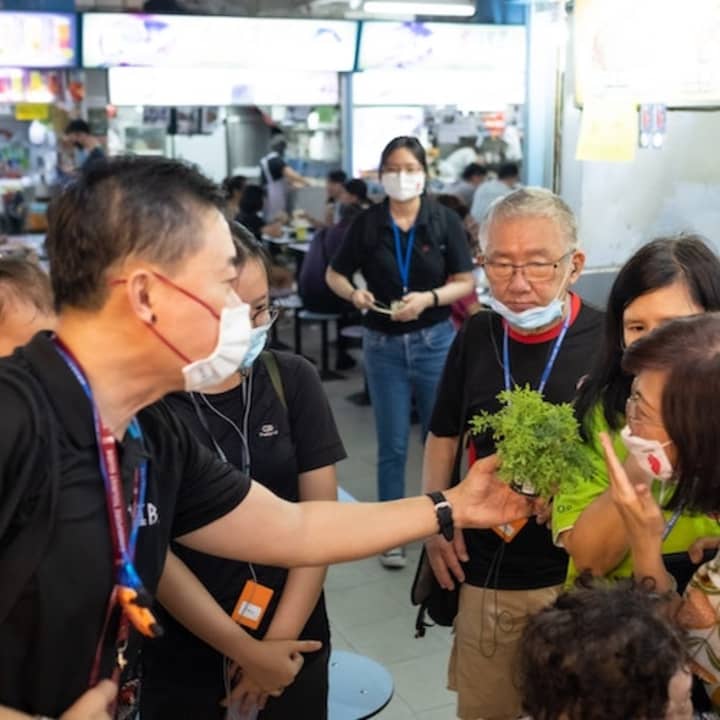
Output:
[141, 223, 344, 720]
[339, 177, 372, 211]
[238, 185, 284, 243]
[519, 581, 693, 720]
[306, 170, 348, 229]
[0, 257, 56, 356]
[298, 196, 366, 371]
[221, 174, 247, 221]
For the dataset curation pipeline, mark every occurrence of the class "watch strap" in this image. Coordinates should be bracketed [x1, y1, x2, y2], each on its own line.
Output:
[427, 490, 454, 542]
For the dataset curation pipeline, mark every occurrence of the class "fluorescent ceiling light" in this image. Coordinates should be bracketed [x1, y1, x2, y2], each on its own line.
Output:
[363, 2, 475, 17]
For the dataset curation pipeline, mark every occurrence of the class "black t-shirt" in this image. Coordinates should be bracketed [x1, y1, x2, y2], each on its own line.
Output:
[430, 296, 604, 589]
[0, 333, 250, 717]
[142, 351, 346, 695]
[259, 153, 286, 185]
[330, 198, 473, 335]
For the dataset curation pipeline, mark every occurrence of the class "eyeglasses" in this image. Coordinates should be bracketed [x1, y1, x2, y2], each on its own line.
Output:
[625, 390, 664, 429]
[252, 304, 279, 326]
[482, 251, 572, 283]
[383, 166, 424, 174]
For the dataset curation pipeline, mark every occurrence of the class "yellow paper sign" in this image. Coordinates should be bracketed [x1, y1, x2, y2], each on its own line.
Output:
[576, 97, 637, 163]
[15, 103, 49, 121]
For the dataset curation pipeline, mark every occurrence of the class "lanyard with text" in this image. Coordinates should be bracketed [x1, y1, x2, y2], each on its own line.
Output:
[502, 311, 571, 394]
[391, 221, 416, 295]
[53, 339, 162, 686]
[662, 507, 683, 541]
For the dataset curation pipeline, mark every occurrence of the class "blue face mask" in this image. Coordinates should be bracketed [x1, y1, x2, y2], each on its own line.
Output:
[240, 322, 271, 370]
[487, 295, 565, 331]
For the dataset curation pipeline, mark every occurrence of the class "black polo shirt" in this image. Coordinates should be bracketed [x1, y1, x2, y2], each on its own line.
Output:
[430, 297, 604, 590]
[330, 197, 473, 335]
[0, 333, 250, 717]
[142, 351, 346, 704]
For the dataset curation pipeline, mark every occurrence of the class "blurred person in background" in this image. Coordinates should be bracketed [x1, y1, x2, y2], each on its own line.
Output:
[259, 135, 311, 223]
[64, 119, 105, 171]
[221, 175, 248, 222]
[470, 161, 521, 223]
[451, 162, 487, 209]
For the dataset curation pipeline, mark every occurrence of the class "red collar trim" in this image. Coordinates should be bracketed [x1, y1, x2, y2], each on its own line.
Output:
[504, 292, 581, 345]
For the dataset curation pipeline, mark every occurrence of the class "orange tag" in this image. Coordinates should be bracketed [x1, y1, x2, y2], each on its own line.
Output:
[231, 580, 274, 630]
[492, 518, 528, 542]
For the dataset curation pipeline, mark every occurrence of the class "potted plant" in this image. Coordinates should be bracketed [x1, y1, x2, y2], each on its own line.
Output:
[469, 386, 590, 498]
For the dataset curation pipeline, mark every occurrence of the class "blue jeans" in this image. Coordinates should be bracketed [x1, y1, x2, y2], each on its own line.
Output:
[364, 320, 455, 502]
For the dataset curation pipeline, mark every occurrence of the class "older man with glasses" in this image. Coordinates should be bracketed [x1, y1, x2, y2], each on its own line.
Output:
[422, 187, 604, 720]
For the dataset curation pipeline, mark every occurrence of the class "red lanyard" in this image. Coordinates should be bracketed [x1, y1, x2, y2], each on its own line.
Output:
[53, 339, 161, 696]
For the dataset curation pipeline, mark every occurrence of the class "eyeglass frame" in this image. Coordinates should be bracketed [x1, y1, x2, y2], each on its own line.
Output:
[625, 387, 665, 430]
[251, 303, 279, 326]
[481, 250, 574, 283]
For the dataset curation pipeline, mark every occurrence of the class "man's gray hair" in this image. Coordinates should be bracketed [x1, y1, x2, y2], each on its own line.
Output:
[478, 187, 579, 252]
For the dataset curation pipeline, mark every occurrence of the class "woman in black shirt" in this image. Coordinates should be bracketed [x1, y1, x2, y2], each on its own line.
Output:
[141, 225, 345, 719]
[326, 136, 474, 568]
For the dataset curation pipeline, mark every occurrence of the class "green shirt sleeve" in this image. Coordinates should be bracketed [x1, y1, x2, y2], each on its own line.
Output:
[552, 404, 627, 545]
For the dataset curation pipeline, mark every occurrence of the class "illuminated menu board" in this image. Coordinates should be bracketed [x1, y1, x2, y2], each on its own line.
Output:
[108, 67, 339, 106]
[357, 21, 525, 72]
[83, 14, 357, 71]
[0, 12, 76, 68]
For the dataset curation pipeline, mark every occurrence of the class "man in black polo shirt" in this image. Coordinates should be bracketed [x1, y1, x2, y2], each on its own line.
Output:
[423, 188, 604, 720]
[0, 156, 535, 720]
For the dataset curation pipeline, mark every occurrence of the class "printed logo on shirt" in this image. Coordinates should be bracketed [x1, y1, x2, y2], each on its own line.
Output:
[128, 502, 160, 527]
[422, 244, 431, 253]
[258, 423, 279, 438]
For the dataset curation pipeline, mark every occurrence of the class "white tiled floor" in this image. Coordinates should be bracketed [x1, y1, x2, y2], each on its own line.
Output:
[278, 317, 457, 720]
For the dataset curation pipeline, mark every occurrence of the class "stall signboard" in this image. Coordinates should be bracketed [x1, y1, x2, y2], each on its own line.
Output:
[83, 14, 358, 72]
[108, 67, 339, 107]
[575, 0, 720, 107]
[0, 68, 61, 103]
[357, 21, 525, 73]
[0, 11, 76, 68]
[353, 69, 524, 108]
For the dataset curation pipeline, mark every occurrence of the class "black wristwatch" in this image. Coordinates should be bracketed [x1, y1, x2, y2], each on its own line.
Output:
[427, 491, 454, 542]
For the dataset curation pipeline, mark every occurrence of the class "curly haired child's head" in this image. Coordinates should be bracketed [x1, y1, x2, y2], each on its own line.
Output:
[520, 581, 691, 720]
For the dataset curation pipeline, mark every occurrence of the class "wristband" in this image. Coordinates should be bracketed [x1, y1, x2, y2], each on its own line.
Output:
[426, 491, 454, 542]
[431, 289, 439, 307]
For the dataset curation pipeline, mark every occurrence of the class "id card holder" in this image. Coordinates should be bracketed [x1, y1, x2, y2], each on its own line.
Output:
[231, 580, 274, 630]
[492, 518, 528, 543]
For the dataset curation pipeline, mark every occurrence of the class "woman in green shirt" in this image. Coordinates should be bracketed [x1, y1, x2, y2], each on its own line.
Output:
[553, 235, 720, 584]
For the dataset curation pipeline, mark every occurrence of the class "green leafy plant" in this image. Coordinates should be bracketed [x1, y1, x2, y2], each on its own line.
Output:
[469, 385, 590, 498]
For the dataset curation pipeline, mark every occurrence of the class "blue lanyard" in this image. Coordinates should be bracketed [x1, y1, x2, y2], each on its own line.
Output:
[391, 221, 416, 294]
[53, 339, 146, 589]
[502, 310, 572, 394]
[662, 507, 683, 541]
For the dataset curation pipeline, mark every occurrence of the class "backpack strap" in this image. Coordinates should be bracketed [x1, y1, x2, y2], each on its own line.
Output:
[259, 350, 287, 412]
[0, 362, 60, 624]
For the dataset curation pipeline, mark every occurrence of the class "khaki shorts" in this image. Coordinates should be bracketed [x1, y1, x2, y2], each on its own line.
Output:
[448, 583, 562, 720]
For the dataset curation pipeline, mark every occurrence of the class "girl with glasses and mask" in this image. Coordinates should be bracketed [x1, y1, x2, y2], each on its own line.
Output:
[553, 235, 720, 591]
[326, 136, 475, 569]
[141, 223, 345, 720]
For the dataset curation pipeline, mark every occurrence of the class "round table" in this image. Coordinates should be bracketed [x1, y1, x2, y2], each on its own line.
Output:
[328, 650, 394, 720]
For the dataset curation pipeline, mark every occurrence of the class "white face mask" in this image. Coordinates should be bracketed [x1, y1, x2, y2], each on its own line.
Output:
[620, 424, 674, 483]
[382, 171, 425, 202]
[487, 260, 573, 331]
[182, 304, 252, 391]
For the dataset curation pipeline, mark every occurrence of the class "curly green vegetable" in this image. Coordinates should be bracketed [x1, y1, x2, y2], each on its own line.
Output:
[469, 386, 590, 497]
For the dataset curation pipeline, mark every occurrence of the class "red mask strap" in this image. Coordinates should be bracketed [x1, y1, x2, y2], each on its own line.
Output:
[109, 274, 221, 320]
[144, 321, 192, 364]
